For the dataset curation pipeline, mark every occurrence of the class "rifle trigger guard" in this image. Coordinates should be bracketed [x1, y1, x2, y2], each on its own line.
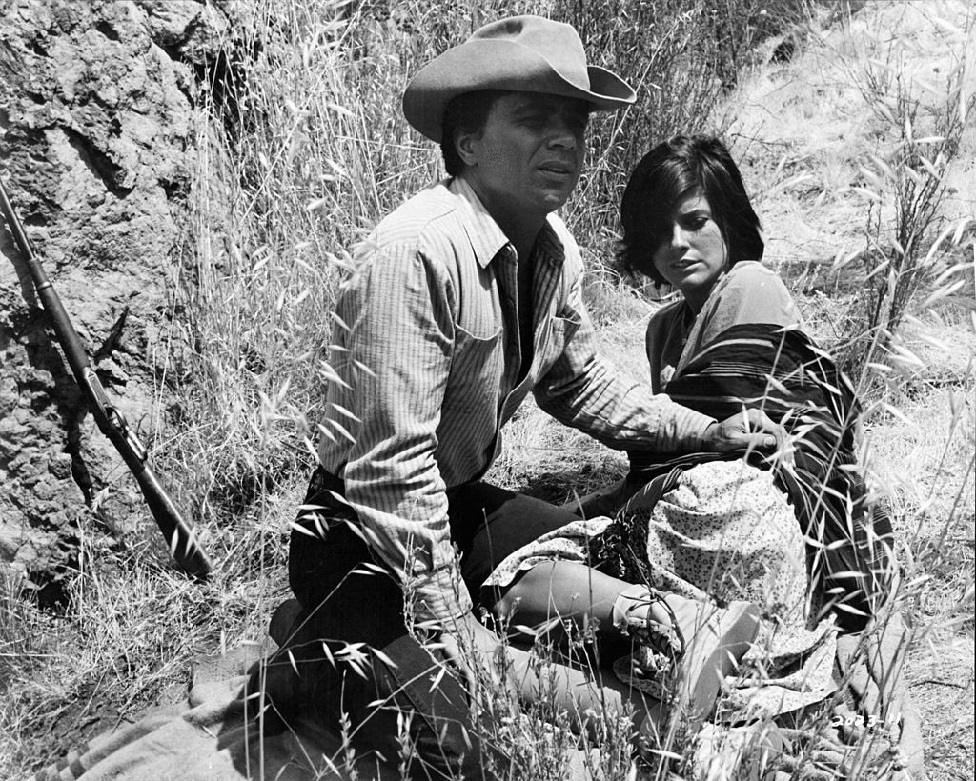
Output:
[83, 367, 148, 462]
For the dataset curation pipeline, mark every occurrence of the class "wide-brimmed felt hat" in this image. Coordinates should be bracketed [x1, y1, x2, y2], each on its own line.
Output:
[402, 15, 636, 142]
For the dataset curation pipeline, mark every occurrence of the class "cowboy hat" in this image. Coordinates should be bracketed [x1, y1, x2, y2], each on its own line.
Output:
[402, 15, 636, 142]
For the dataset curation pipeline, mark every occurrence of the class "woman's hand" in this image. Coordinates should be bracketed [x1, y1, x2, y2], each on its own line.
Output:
[703, 409, 785, 453]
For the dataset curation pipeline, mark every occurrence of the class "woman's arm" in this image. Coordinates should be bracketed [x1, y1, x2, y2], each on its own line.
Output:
[644, 299, 686, 393]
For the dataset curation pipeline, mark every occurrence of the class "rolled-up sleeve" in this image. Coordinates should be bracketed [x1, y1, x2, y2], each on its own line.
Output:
[329, 244, 472, 625]
[534, 268, 715, 453]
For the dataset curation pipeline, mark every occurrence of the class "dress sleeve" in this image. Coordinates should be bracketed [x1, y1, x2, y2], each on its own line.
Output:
[328, 244, 471, 626]
[695, 262, 800, 349]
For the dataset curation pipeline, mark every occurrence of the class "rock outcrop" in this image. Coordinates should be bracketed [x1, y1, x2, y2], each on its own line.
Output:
[0, 0, 230, 599]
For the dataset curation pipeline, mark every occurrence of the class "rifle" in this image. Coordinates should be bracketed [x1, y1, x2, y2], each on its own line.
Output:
[0, 179, 213, 580]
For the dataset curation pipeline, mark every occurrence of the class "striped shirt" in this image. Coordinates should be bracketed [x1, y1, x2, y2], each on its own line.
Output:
[317, 177, 715, 624]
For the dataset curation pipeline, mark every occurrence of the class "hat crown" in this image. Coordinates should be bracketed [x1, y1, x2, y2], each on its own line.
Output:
[401, 14, 635, 142]
[469, 16, 589, 89]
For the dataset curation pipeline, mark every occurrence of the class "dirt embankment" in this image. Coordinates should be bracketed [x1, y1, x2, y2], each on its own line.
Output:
[0, 0, 233, 598]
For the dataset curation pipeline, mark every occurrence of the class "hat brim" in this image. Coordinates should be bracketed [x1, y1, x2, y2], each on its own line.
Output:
[402, 39, 636, 142]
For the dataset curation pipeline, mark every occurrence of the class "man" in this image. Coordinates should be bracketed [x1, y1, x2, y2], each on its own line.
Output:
[261, 15, 780, 778]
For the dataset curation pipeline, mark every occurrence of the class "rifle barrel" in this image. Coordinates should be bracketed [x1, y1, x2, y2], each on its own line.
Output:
[0, 179, 212, 579]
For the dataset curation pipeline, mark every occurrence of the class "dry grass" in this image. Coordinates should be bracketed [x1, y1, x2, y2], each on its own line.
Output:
[1, 0, 974, 779]
[494, 2, 976, 777]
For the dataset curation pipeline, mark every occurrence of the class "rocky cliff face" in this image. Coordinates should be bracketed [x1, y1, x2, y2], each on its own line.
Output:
[0, 0, 231, 599]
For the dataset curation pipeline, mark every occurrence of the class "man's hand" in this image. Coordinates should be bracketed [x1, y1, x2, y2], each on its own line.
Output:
[703, 409, 784, 454]
[435, 612, 517, 704]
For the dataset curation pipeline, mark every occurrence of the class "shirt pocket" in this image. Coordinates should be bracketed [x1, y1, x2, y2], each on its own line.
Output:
[446, 325, 503, 413]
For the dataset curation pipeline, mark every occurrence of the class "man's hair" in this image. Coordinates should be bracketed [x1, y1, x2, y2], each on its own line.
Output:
[439, 90, 507, 176]
[617, 135, 763, 284]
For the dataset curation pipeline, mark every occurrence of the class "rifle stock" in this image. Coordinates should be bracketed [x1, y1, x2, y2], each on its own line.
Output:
[0, 178, 212, 579]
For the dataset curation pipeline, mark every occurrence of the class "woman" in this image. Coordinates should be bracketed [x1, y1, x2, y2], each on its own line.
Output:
[482, 136, 919, 774]
[607, 134, 927, 777]
[610, 134, 895, 634]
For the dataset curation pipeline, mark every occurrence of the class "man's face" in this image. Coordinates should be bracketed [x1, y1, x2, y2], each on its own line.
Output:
[458, 92, 589, 229]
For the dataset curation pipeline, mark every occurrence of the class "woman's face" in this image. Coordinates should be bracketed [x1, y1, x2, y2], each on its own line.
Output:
[651, 189, 728, 311]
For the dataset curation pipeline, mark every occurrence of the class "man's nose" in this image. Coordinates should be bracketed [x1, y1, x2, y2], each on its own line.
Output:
[547, 118, 580, 149]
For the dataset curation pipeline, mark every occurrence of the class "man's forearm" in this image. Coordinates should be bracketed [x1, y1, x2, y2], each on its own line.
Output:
[408, 565, 475, 628]
[536, 354, 716, 454]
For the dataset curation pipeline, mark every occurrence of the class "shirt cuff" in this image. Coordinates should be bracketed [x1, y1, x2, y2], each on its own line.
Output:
[407, 565, 474, 629]
[662, 406, 716, 453]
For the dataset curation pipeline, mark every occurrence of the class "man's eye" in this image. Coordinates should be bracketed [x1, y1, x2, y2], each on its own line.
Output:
[568, 116, 588, 134]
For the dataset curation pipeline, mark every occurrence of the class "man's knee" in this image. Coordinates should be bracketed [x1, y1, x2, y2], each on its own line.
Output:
[365, 634, 504, 779]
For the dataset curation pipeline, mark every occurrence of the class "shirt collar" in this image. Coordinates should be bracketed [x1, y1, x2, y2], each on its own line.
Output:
[449, 176, 567, 270]
[449, 177, 511, 269]
[533, 218, 566, 269]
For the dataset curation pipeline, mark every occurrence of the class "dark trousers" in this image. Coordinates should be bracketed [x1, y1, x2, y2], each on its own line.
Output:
[286, 468, 579, 779]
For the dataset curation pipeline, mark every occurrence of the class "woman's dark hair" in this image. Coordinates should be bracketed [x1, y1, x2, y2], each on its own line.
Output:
[617, 134, 763, 284]
[439, 90, 507, 176]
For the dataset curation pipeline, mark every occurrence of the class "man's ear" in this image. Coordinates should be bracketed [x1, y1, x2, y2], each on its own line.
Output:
[455, 129, 481, 168]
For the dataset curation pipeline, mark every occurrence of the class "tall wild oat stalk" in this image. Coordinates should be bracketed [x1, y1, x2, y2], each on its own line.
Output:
[833, 7, 975, 377]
